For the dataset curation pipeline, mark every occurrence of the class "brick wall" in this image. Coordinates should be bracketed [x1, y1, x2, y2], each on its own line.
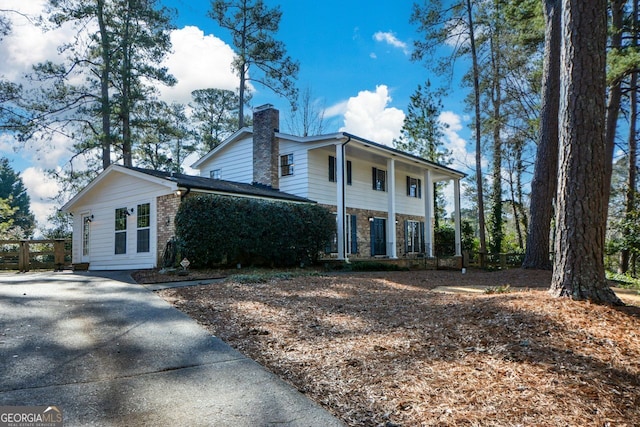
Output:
[156, 193, 181, 266]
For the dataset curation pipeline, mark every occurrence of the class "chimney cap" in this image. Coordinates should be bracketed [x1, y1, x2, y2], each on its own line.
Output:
[254, 103, 275, 112]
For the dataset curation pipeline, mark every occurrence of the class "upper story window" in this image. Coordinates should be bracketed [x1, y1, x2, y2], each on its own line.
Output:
[407, 176, 422, 198]
[280, 154, 294, 176]
[328, 156, 352, 185]
[372, 167, 386, 191]
[210, 169, 221, 179]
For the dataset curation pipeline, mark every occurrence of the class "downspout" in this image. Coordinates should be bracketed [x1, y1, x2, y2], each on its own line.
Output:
[338, 136, 351, 261]
[178, 186, 191, 201]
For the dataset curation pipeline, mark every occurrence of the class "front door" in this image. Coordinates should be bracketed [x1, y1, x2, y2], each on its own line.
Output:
[370, 218, 386, 256]
[81, 214, 91, 263]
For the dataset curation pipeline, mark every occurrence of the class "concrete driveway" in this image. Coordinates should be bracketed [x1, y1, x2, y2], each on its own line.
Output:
[0, 271, 343, 426]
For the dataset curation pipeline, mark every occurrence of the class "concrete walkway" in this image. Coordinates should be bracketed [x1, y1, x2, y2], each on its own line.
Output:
[0, 271, 343, 426]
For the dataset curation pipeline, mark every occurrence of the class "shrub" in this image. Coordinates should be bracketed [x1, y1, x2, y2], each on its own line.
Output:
[175, 195, 335, 268]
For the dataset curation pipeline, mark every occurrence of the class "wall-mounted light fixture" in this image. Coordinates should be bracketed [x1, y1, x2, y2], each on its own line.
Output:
[175, 187, 191, 199]
[86, 214, 94, 222]
[368, 217, 374, 222]
[124, 209, 131, 216]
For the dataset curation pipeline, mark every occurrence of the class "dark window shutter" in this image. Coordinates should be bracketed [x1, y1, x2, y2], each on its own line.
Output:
[370, 219, 375, 256]
[351, 215, 358, 254]
[329, 156, 336, 182]
[347, 160, 352, 185]
[418, 179, 422, 198]
[404, 220, 409, 253]
[372, 167, 377, 190]
[420, 221, 426, 253]
[406, 176, 411, 196]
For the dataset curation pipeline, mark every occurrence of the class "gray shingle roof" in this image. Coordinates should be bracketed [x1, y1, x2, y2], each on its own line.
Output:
[125, 167, 314, 203]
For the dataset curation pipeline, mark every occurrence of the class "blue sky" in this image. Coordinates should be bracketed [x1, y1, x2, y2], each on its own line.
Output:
[0, 0, 474, 227]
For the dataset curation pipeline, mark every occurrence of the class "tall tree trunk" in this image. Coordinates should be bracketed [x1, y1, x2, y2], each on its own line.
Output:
[97, 0, 111, 170]
[489, 29, 503, 254]
[622, 0, 639, 274]
[604, 0, 626, 224]
[466, 0, 487, 257]
[522, 0, 560, 270]
[550, 0, 622, 305]
[121, 1, 132, 167]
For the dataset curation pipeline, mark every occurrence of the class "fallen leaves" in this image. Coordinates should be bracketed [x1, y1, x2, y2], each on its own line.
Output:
[158, 269, 640, 426]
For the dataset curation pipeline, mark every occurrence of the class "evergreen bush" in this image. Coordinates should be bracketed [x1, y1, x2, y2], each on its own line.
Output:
[175, 195, 335, 268]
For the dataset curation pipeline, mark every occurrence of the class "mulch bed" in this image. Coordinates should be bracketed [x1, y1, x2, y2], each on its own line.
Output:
[154, 269, 640, 426]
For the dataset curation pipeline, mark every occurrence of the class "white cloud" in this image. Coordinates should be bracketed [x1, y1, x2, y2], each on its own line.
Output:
[0, 1, 76, 82]
[324, 100, 349, 119]
[21, 167, 62, 227]
[373, 31, 410, 55]
[339, 85, 404, 146]
[159, 26, 239, 104]
[439, 110, 487, 173]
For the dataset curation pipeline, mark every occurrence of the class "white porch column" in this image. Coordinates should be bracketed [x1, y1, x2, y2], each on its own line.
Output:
[336, 143, 346, 260]
[387, 158, 397, 258]
[424, 170, 434, 257]
[454, 178, 462, 256]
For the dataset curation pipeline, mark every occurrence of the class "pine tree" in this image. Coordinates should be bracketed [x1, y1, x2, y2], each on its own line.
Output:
[0, 158, 36, 238]
[209, 0, 299, 128]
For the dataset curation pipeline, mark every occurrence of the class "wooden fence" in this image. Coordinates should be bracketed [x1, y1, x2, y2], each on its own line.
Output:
[0, 239, 72, 272]
[465, 251, 526, 269]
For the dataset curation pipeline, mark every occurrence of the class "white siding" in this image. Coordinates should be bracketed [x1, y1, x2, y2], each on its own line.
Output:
[277, 139, 309, 196]
[394, 172, 427, 216]
[308, 149, 427, 216]
[69, 172, 170, 270]
[197, 136, 254, 183]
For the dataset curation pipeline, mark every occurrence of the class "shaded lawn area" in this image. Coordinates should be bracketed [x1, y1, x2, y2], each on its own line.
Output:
[157, 269, 640, 426]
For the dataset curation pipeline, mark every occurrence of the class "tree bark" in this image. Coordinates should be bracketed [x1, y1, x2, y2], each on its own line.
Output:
[604, 0, 626, 225]
[550, 0, 622, 305]
[621, 0, 638, 274]
[522, 0, 560, 270]
[97, 0, 111, 170]
[466, 0, 487, 257]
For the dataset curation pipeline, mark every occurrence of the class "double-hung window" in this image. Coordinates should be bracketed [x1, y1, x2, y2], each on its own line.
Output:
[280, 154, 294, 176]
[115, 208, 128, 254]
[407, 176, 422, 198]
[406, 220, 424, 253]
[372, 167, 386, 191]
[210, 169, 221, 179]
[328, 156, 352, 185]
[137, 203, 150, 253]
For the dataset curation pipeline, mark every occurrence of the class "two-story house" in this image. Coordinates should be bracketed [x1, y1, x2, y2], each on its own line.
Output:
[62, 104, 465, 270]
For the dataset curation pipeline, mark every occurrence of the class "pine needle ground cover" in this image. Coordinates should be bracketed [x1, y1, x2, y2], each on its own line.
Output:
[158, 269, 640, 426]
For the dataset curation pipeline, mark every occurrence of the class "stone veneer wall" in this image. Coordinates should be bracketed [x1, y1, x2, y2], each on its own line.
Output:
[253, 105, 280, 189]
[320, 204, 426, 258]
[156, 193, 181, 266]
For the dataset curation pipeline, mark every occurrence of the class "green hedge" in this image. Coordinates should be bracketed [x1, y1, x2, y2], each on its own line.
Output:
[175, 195, 335, 268]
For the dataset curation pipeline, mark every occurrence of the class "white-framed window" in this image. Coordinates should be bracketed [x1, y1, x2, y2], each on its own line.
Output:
[406, 220, 424, 253]
[137, 203, 151, 253]
[114, 207, 128, 254]
[407, 176, 422, 198]
[372, 167, 386, 191]
[210, 169, 221, 179]
[82, 215, 91, 256]
[280, 154, 294, 176]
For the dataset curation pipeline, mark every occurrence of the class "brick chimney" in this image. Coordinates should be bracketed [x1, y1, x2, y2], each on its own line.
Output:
[252, 104, 280, 189]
